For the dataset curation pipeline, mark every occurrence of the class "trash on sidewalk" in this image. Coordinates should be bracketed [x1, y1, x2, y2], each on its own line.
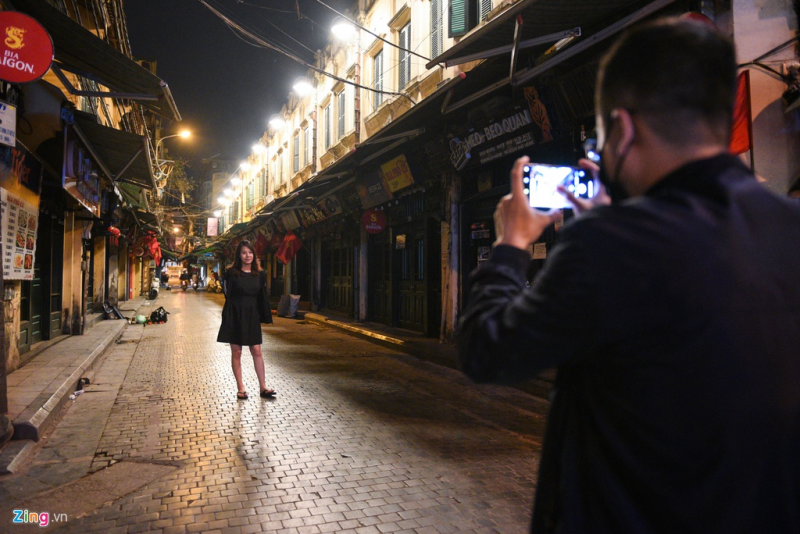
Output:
[102, 301, 125, 320]
[68, 389, 85, 401]
[277, 294, 301, 318]
[148, 307, 169, 324]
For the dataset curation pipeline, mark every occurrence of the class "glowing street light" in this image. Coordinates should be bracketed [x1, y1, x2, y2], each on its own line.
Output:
[331, 18, 355, 40]
[217, 196, 226, 204]
[239, 162, 251, 171]
[213, 210, 223, 218]
[269, 115, 285, 129]
[252, 143, 265, 154]
[224, 188, 234, 196]
[293, 78, 313, 97]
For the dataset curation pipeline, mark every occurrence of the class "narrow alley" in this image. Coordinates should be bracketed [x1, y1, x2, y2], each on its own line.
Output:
[1, 289, 548, 534]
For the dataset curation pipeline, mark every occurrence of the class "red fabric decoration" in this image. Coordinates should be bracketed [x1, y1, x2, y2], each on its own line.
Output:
[275, 231, 302, 265]
[108, 226, 120, 247]
[140, 235, 161, 266]
[729, 71, 752, 155]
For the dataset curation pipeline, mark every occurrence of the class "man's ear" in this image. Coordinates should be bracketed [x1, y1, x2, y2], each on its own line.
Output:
[611, 108, 636, 156]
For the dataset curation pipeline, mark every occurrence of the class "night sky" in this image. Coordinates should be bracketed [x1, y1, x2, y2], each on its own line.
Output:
[125, 0, 350, 172]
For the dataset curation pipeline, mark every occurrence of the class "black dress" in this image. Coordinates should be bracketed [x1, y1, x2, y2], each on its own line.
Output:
[217, 270, 272, 346]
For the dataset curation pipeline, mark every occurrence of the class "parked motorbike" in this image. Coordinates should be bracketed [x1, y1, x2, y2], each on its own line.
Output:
[149, 277, 159, 300]
[207, 278, 222, 293]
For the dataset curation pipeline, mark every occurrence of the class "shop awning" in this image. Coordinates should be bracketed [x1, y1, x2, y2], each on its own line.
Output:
[117, 182, 147, 210]
[72, 111, 156, 189]
[6, 0, 180, 121]
[426, 0, 677, 88]
[130, 208, 159, 231]
[161, 248, 179, 261]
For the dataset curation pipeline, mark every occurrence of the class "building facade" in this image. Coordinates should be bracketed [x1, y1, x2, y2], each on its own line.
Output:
[204, 0, 800, 346]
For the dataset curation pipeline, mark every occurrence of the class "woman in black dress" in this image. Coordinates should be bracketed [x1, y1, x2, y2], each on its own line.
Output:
[217, 241, 276, 399]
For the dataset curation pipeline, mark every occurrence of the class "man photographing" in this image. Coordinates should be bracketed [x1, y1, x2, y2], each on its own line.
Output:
[458, 18, 800, 534]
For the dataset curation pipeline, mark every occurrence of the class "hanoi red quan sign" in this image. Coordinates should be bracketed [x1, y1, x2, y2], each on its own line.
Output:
[0, 12, 53, 84]
[362, 208, 387, 234]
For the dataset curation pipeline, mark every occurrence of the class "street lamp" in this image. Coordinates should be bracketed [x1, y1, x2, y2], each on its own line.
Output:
[331, 17, 356, 40]
[154, 129, 191, 182]
[268, 115, 285, 129]
[252, 143, 265, 154]
[293, 78, 314, 97]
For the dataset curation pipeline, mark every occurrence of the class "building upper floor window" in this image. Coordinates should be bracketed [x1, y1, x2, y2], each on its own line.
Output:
[293, 133, 300, 173]
[431, 0, 443, 59]
[247, 181, 254, 209]
[450, 0, 492, 38]
[338, 91, 346, 139]
[324, 104, 332, 149]
[373, 50, 384, 110]
[399, 23, 411, 89]
[303, 127, 310, 167]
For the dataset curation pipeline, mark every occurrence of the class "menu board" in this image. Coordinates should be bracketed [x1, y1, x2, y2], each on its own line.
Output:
[1, 187, 37, 280]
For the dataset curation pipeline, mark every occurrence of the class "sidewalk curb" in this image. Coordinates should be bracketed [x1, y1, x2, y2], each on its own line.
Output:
[12, 321, 129, 442]
[303, 313, 406, 346]
[0, 439, 36, 475]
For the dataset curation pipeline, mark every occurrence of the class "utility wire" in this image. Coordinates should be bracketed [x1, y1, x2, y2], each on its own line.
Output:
[256, 11, 317, 56]
[235, 0, 296, 13]
[198, 0, 415, 105]
[308, 0, 431, 62]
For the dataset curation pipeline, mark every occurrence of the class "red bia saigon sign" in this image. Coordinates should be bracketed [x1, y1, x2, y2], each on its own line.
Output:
[362, 208, 387, 234]
[0, 12, 53, 84]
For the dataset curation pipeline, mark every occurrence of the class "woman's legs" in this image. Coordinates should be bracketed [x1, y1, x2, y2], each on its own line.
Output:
[249, 344, 267, 392]
[231, 344, 245, 393]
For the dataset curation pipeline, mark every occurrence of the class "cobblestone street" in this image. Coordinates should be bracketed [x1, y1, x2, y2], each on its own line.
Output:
[6, 289, 548, 534]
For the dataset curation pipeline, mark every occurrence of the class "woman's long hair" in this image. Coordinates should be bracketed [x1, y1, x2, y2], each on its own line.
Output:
[229, 241, 262, 276]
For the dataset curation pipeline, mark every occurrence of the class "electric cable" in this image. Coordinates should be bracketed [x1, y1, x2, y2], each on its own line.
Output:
[198, 0, 416, 105]
[308, 0, 431, 62]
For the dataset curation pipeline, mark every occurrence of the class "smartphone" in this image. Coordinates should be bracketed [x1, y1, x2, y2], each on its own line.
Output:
[523, 164, 595, 210]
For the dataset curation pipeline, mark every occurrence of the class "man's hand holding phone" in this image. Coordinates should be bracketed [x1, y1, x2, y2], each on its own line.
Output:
[495, 157, 560, 251]
[557, 158, 611, 215]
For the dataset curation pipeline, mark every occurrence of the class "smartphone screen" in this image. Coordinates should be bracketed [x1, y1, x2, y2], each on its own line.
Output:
[523, 164, 594, 210]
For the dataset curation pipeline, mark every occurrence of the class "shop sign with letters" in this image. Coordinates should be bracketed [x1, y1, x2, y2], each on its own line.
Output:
[380, 154, 414, 193]
[0, 101, 16, 147]
[0, 12, 53, 84]
[362, 208, 387, 234]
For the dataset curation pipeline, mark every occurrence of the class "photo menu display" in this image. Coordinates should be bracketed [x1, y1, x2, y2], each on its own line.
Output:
[1, 187, 37, 280]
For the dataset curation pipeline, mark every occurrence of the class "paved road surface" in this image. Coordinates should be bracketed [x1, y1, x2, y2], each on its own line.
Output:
[4, 288, 548, 533]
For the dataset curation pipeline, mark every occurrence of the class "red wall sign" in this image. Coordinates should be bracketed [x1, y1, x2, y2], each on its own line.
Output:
[0, 12, 53, 84]
[362, 208, 387, 234]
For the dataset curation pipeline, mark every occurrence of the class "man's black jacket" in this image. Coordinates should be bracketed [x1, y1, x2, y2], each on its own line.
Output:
[458, 154, 800, 533]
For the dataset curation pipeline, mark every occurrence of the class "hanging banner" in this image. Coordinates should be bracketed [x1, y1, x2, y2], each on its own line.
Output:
[0, 11, 54, 84]
[1, 186, 38, 280]
[280, 210, 301, 230]
[207, 217, 218, 237]
[380, 154, 414, 192]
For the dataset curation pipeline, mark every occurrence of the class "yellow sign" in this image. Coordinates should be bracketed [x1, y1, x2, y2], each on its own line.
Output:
[380, 154, 414, 193]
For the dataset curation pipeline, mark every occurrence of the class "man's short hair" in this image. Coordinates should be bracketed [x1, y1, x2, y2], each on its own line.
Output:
[597, 18, 737, 147]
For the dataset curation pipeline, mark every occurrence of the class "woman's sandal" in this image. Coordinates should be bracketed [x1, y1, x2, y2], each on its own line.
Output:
[260, 389, 277, 399]
[236, 391, 248, 400]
